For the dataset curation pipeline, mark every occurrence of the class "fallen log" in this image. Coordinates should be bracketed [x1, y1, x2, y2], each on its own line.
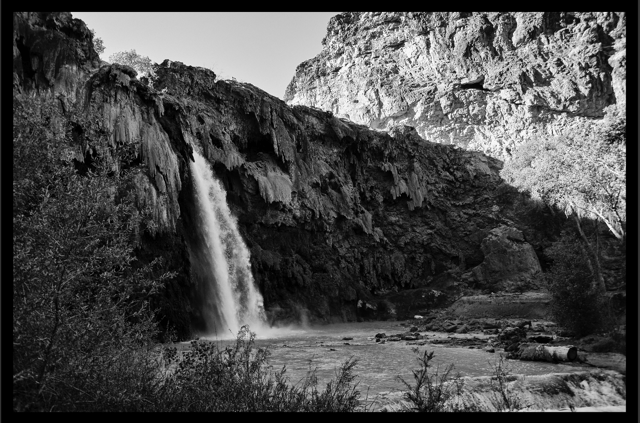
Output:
[518, 344, 578, 362]
[518, 343, 578, 362]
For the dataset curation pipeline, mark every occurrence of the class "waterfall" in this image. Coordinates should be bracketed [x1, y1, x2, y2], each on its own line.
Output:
[189, 150, 268, 337]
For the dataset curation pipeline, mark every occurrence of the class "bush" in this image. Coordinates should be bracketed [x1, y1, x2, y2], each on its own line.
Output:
[157, 326, 362, 412]
[13, 93, 170, 412]
[486, 354, 524, 412]
[397, 350, 528, 412]
[545, 233, 609, 337]
[397, 349, 468, 412]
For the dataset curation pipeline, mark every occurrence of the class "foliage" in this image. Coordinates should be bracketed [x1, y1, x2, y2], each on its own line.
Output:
[156, 325, 362, 411]
[13, 93, 170, 411]
[544, 232, 610, 337]
[397, 350, 529, 412]
[486, 354, 524, 411]
[108, 49, 155, 77]
[90, 29, 105, 56]
[501, 111, 626, 242]
[397, 349, 468, 412]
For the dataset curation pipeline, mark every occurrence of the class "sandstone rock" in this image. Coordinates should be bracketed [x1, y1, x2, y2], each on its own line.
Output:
[285, 12, 625, 161]
[466, 225, 542, 290]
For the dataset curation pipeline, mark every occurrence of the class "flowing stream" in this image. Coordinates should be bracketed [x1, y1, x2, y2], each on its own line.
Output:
[196, 321, 625, 411]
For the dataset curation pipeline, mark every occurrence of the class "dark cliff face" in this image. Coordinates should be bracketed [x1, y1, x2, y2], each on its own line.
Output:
[151, 61, 546, 323]
[13, 12, 101, 102]
[13, 12, 553, 333]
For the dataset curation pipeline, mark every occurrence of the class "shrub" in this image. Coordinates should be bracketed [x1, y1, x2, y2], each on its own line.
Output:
[108, 49, 155, 78]
[486, 354, 525, 412]
[397, 349, 468, 412]
[13, 93, 170, 412]
[397, 350, 528, 412]
[157, 325, 362, 412]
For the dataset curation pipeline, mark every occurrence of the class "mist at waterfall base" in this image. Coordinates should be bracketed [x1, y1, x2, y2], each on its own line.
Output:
[188, 151, 306, 340]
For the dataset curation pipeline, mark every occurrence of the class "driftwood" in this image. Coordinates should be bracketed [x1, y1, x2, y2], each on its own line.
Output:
[518, 343, 578, 362]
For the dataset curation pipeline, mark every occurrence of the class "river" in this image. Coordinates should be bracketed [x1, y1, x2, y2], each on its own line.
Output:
[196, 321, 604, 399]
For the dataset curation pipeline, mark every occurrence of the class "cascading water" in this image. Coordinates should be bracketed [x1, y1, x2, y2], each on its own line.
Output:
[189, 150, 269, 337]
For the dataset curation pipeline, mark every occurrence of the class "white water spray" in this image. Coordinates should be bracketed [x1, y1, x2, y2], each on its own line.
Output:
[189, 150, 269, 337]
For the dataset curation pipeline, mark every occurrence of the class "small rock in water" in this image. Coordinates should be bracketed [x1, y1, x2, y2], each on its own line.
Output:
[329, 348, 337, 351]
[375, 332, 387, 339]
[485, 347, 495, 353]
[343, 337, 354, 340]
[409, 326, 419, 332]
[344, 342, 351, 345]
[529, 335, 554, 343]
[414, 315, 424, 319]
[445, 324, 458, 333]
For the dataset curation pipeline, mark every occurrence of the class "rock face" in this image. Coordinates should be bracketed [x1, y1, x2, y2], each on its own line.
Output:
[13, 12, 101, 103]
[285, 12, 626, 160]
[13, 12, 561, 335]
[464, 225, 542, 291]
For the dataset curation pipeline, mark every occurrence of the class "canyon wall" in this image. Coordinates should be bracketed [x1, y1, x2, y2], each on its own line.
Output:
[13, 12, 557, 335]
[285, 12, 626, 160]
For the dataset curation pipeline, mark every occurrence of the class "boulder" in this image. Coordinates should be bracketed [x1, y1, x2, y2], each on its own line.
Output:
[529, 335, 554, 343]
[466, 225, 542, 290]
[456, 325, 469, 334]
[482, 319, 500, 329]
[498, 326, 527, 342]
[444, 323, 459, 333]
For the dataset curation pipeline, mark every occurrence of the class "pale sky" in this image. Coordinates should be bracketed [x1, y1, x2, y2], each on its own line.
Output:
[72, 12, 338, 99]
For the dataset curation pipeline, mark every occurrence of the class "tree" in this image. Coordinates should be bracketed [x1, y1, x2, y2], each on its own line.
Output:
[13, 94, 170, 411]
[501, 109, 626, 293]
[90, 29, 105, 56]
[108, 49, 155, 77]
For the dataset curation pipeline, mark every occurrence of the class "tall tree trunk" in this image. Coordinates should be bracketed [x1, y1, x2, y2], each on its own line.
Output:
[572, 214, 607, 293]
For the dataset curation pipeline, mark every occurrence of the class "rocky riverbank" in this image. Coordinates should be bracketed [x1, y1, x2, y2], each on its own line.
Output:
[372, 370, 626, 412]
[369, 288, 626, 368]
